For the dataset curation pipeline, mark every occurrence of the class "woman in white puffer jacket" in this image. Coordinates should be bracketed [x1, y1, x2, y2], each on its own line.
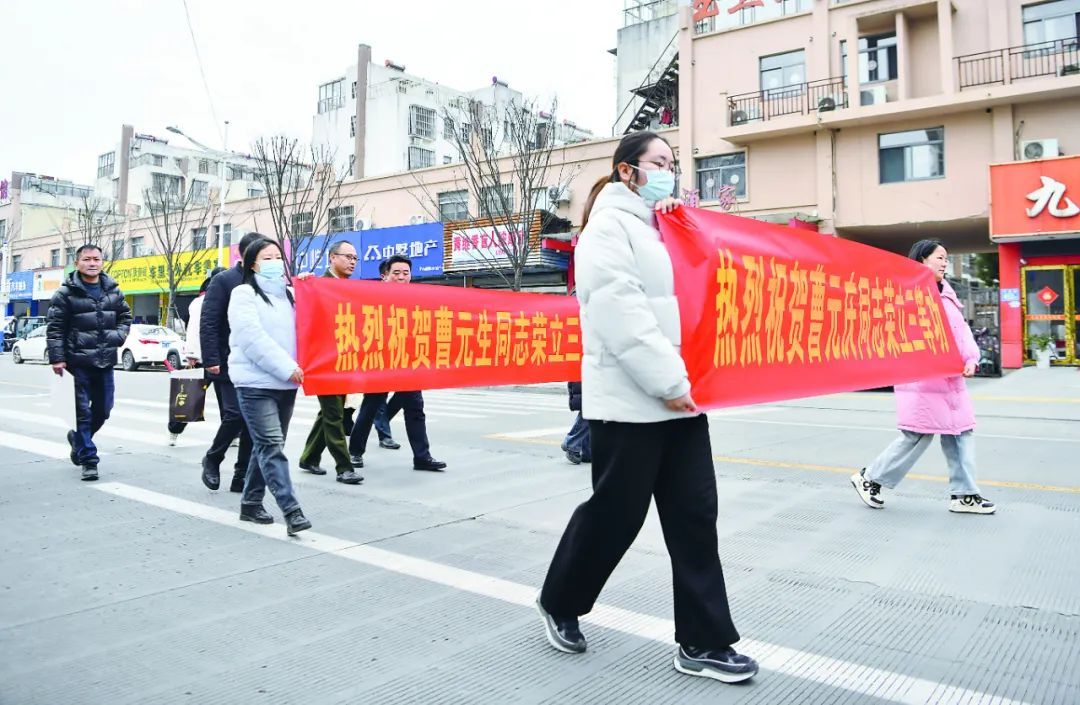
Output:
[536, 131, 758, 684]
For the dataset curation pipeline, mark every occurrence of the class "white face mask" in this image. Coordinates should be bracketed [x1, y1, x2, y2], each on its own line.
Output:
[630, 165, 676, 205]
[256, 260, 285, 280]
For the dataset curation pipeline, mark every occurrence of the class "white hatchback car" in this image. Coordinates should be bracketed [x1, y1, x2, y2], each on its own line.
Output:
[11, 326, 49, 365]
[117, 324, 188, 371]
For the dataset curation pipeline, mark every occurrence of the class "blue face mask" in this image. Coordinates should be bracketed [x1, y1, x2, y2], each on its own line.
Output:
[256, 259, 285, 281]
[631, 165, 676, 206]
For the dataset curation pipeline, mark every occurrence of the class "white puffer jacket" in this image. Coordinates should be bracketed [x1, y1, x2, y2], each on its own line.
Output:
[576, 182, 694, 423]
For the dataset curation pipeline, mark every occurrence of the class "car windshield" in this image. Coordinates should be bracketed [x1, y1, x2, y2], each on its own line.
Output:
[133, 325, 178, 340]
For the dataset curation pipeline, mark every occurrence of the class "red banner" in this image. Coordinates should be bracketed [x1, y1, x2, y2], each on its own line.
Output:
[296, 278, 582, 395]
[658, 208, 963, 409]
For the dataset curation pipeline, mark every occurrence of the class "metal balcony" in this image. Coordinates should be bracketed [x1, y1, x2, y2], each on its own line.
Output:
[956, 36, 1079, 90]
[727, 77, 848, 126]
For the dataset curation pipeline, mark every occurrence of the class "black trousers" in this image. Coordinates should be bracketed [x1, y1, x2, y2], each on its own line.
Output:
[540, 415, 740, 648]
[204, 379, 253, 475]
[349, 391, 430, 460]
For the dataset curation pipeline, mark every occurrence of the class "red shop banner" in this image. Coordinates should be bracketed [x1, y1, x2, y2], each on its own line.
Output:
[658, 208, 964, 409]
[295, 278, 583, 395]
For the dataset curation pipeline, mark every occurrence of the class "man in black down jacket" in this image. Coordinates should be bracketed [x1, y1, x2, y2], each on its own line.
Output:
[197, 231, 264, 492]
[47, 244, 132, 481]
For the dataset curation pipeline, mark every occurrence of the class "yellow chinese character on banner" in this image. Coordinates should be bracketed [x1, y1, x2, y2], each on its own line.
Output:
[411, 306, 432, 369]
[530, 313, 549, 365]
[512, 312, 530, 366]
[549, 315, 565, 363]
[840, 275, 859, 360]
[434, 306, 454, 368]
[495, 311, 512, 366]
[476, 311, 493, 366]
[333, 302, 361, 372]
[869, 280, 886, 358]
[824, 273, 843, 361]
[739, 255, 763, 366]
[714, 248, 739, 367]
[455, 311, 476, 367]
[360, 304, 386, 371]
[787, 263, 809, 364]
[857, 276, 871, 360]
[881, 280, 902, 358]
[926, 288, 950, 352]
[764, 259, 788, 364]
[388, 305, 411, 369]
[565, 316, 581, 362]
[807, 267, 826, 363]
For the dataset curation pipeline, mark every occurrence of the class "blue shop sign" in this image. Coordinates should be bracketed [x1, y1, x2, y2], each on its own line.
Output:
[294, 223, 444, 280]
[6, 271, 33, 300]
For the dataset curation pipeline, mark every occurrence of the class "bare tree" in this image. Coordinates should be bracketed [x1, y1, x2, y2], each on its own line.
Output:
[435, 96, 580, 291]
[52, 195, 126, 271]
[142, 185, 218, 328]
[252, 136, 346, 275]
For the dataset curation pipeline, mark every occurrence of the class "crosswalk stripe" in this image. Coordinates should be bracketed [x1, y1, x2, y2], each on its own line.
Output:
[0, 431, 70, 460]
[0, 408, 204, 448]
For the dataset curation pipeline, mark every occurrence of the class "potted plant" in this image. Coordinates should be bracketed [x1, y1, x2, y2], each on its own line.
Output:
[1029, 332, 1054, 368]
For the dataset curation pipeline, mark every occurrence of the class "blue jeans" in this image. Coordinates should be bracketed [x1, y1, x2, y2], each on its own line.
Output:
[865, 430, 981, 496]
[236, 387, 300, 515]
[69, 366, 115, 466]
[562, 413, 591, 461]
[374, 401, 393, 441]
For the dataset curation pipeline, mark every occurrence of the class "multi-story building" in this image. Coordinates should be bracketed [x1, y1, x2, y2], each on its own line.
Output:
[311, 44, 595, 179]
[94, 125, 271, 218]
[629, 0, 1080, 368]
[613, 0, 681, 135]
[1, 172, 98, 317]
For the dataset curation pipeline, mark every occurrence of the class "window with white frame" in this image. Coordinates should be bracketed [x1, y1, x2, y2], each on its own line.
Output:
[351, 80, 356, 99]
[530, 187, 552, 213]
[318, 79, 345, 113]
[191, 227, 207, 250]
[443, 155, 453, 165]
[329, 205, 355, 233]
[213, 223, 232, 247]
[480, 184, 514, 217]
[460, 122, 471, 143]
[97, 152, 115, 178]
[438, 190, 469, 222]
[11, 254, 21, 272]
[112, 240, 125, 261]
[350, 115, 357, 137]
[151, 173, 181, 195]
[408, 147, 435, 170]
[130, 237, 146, 258]
[841, 33, 899, 84]
[1022, 0, 1080, 45]
[198, 158, 215, 174]
[760, 49, 806, 96]
[65, 247, 76, 266]
[190, 180, 209, 203]
[151, 154, 165, 167]
[228, 166, 244, 180]
[879, 127, 944, 183]
[443, 117, 455, 140]
[0, 220, 5, 244]
[291, 211, 314, 236]
[409, 105, 436, 139]
[697, 153, 747, 201]
[50, 249, 60, 268]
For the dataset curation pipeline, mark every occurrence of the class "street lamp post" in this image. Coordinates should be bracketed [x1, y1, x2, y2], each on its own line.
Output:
[167, 122, 230, 267]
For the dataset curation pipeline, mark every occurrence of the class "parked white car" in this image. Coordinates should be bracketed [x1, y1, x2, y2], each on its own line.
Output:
[117, 324, 188, 371]
[11, 326, 49, 364]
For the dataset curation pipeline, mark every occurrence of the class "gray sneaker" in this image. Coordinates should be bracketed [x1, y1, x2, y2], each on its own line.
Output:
[673, 645, 758, 683]
[851, 469, 884, 509]
[535, 594, 586, 654]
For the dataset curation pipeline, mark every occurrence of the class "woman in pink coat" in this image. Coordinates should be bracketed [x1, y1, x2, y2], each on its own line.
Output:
[851, 239, 996, 515]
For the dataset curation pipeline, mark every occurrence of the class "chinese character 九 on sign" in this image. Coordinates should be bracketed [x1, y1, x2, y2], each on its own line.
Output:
[1026, 176, 1079, 218]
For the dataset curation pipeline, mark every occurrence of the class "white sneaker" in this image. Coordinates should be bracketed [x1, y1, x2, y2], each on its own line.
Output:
[850, 470, 884, 509]
[950, 495, 996, 514]
[169, 432, 179, 447]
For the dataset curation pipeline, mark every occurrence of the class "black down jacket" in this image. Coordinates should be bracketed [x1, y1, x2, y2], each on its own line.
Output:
[46, 272, 132, 369]
[568, 381, 582, 412]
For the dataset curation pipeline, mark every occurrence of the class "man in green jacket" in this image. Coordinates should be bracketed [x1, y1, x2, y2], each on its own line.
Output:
[298, 240, 364, 484]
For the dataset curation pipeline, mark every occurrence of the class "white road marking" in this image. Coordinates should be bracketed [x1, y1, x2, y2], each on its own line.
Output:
[713, 417, 1080, 443]
[0, 431, 71, 459]
[0, 408, 204, 448]
[490, 427, 568, 439]
[91, 481, 1031, 705]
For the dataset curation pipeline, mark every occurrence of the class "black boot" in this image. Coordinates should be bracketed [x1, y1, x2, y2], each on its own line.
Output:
[285, 508, 312, 536]
[239, 504, 274, 524]
[201, 456, 220, 491]
[229, 473, 246, 493]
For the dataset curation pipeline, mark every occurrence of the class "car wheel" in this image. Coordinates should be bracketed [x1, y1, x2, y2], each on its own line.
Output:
[12, 347, 23, 364]
[166, 351, 182, 371]
[122, 350, 140, 371]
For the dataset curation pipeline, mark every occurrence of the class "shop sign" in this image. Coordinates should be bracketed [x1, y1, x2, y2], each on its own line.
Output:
[1000, 287, 1020, 308]
[693, 0, 795, 24]
[450, 221, 528, 269]
[108, 249, 220, 294]
[5, 271, 33, 300]
[990, 155, 1080, 240]
[1036, 286, 1059, 307]
[292, 223, 444, 280]
[33, 268, 64, 300]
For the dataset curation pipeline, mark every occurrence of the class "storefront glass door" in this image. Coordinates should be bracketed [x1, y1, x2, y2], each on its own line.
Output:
[1022, 266, 1075, 365]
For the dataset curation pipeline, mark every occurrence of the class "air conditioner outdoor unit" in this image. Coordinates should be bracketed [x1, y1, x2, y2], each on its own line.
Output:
[547, 182, 571, 205]
[355, 217, 374, 230]
[730, 107, 761, 126]
[1021, 139, 1060, 160]
[817, 94, 844, 112]
[409, 214, 427, 225]
[860, 86, 888, 106]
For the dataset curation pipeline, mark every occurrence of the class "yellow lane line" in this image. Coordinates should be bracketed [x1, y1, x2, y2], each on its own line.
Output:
[486, 434, 1080, 495]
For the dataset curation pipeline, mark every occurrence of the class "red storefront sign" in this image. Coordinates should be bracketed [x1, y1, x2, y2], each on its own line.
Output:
[1036, 286, 1059, 306]
[990, 155, 1080, 240]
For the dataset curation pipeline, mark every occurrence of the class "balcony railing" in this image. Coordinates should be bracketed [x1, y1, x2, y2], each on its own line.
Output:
[957, 36, 1079, 90]
[727, 77, 848, 126]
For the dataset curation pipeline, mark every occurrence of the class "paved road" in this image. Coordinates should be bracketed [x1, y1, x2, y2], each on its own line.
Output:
[1, 356, 1078, 704]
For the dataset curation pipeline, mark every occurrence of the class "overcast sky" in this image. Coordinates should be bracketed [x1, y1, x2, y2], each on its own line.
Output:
[0, 0, 623, 185]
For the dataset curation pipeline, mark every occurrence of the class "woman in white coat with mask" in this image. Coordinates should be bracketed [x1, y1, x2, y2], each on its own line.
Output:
[535, 131, 757, 684]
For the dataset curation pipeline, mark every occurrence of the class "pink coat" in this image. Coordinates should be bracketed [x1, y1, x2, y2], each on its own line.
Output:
[894, 280, 981, 435]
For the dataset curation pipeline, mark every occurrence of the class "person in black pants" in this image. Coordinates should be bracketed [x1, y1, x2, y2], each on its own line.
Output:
[536, 131, 757, 684]
[198, 232, 265, 492]
[347, 254, 446, 473]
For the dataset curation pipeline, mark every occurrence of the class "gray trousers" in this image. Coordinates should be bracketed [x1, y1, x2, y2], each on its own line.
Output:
[865, 430, 981, 497]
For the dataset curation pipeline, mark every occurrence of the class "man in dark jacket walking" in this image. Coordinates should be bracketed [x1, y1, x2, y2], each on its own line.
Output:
[47, 244, 132, 481]
[198, 231, 264, 491]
